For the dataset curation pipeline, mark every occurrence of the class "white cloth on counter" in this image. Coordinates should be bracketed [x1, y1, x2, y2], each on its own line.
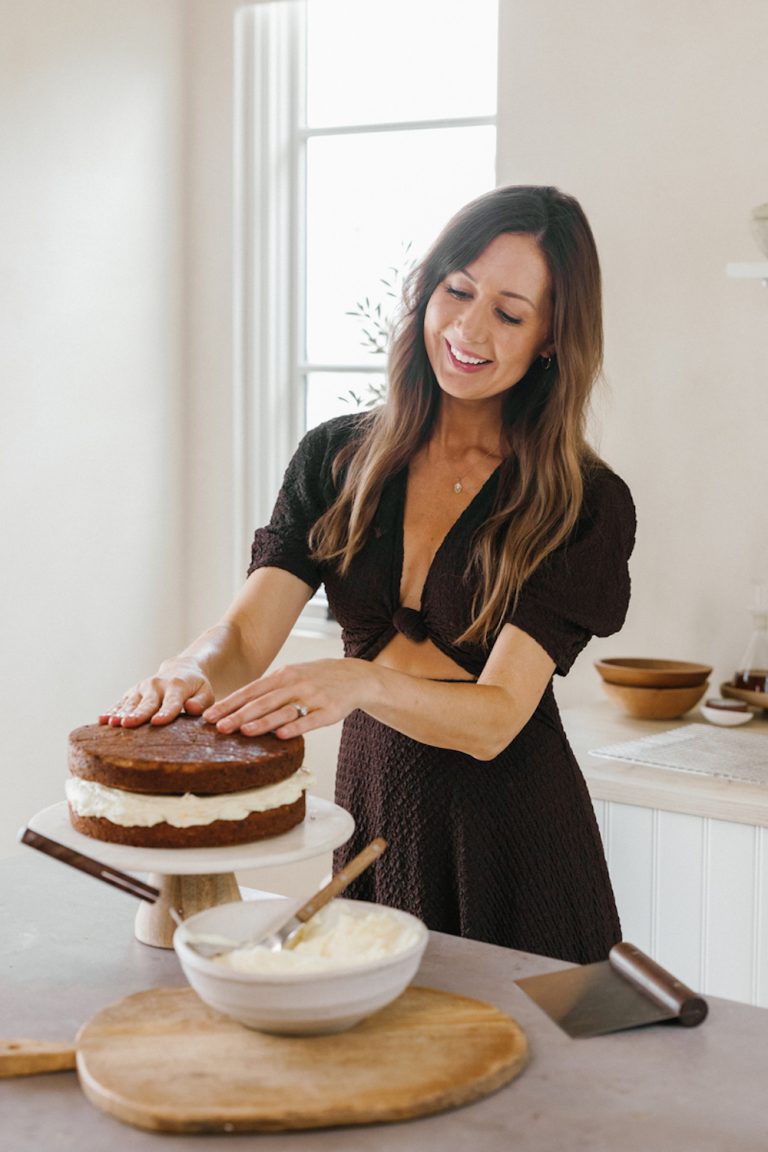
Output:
[589, 723, 768, 785]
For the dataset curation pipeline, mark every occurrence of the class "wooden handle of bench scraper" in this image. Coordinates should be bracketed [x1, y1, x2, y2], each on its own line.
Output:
[609, 942, 708, 1026]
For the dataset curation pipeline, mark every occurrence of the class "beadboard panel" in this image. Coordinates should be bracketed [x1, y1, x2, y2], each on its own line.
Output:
[705, 820, 758, 1004]
[757, 835, 768, 1009]
[603, 802, 655, 954]
[654, 811, 705, 991]
[593, 800, 768, 1006]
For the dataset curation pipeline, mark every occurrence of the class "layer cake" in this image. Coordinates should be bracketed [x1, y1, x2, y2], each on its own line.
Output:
[66, 715, 309, 849]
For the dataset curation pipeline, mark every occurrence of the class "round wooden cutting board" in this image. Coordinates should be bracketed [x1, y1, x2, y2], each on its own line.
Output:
[74, 985, 528, 1133]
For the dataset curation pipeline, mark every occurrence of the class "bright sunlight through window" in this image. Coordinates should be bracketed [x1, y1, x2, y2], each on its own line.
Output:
[301, 0, 498, 431]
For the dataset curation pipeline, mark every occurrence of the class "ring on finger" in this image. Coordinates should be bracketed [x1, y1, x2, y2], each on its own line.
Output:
[292, 702, 309, 718]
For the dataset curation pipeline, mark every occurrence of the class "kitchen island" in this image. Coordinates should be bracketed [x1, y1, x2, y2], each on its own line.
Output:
[562, 702, 768, 1006]
[2, 853, 767, 1151]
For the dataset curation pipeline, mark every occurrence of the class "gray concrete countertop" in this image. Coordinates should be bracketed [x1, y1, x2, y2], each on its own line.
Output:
[2, 853, 768, 1151]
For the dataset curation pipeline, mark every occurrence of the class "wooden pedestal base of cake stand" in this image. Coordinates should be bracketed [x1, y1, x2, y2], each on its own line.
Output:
[135, 871, 241, 949]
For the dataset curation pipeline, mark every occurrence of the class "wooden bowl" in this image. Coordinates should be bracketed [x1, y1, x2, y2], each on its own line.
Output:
[600, 680, 709, 720]
[594, 658, 712, 689]
[720, 681, 768, 711]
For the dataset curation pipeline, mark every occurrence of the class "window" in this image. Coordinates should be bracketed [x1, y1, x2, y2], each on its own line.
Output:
[234, 0, 498, 614]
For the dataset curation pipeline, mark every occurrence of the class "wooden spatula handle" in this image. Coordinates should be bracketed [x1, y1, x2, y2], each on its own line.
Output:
[0, 1039, 77, 1078]
[295, 838, 387, 922]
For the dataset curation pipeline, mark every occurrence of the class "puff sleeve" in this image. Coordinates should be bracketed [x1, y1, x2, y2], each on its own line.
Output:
[247, 414, 363, 591]
[507, 468, 636, 676]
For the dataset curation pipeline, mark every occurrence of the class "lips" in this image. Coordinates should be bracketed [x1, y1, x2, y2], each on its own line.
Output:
[445, 339, 491, 373]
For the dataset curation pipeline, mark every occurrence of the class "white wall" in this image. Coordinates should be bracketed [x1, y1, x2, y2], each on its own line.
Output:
[183, 0, 243, 636]
[496, 0, 768, 708]
[0, 0, 187, 855]
[4, 0, 767, 877]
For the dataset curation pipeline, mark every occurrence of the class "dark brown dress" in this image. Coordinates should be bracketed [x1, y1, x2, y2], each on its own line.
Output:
[249, 414, 636, 963]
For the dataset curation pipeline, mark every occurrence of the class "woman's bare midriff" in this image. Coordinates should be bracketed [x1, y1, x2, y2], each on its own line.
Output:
[371, 631, 476, 681]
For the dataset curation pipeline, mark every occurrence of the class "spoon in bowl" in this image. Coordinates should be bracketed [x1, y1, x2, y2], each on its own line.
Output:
[181, 837, 387, 960]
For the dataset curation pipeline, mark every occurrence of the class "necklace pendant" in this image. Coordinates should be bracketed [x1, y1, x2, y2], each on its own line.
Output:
[453, 480, 463, 494]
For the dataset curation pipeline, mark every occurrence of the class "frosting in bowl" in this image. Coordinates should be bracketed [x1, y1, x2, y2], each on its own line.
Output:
[214, 903, 422, 974]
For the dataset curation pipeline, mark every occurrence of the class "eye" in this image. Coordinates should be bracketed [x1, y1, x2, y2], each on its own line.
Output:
[496, 308, 523, 326]
[445, 285, 471, 301]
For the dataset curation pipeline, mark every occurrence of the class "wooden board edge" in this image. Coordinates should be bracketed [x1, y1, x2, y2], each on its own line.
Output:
[76, 1030, 529, 1134]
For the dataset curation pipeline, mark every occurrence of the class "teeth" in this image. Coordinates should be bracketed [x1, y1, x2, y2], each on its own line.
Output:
[450, 344, 487, 365]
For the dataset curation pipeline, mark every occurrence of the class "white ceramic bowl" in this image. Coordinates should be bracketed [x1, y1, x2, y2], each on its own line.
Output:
[173, 897, 428, 1035]
[700, 704, 755, 727]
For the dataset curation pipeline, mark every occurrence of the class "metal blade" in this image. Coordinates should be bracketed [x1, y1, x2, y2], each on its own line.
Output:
[516, 960, 675, 1039]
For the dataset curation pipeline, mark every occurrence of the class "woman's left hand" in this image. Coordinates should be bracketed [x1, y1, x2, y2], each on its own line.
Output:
[202, 659, 373, 738]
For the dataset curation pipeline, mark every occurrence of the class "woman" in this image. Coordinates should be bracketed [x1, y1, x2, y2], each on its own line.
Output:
[102, 185, 635, 964]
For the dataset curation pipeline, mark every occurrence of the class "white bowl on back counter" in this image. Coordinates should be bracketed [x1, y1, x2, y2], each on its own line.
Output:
[700, 697, 755, 727]
[174, 896, 428, 1035]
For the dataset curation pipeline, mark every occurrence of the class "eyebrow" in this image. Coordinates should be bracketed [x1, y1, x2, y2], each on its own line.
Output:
[459, 267, 535, 309]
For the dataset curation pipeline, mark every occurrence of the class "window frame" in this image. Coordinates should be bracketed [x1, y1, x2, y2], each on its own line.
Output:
[234, 2, 497, 631]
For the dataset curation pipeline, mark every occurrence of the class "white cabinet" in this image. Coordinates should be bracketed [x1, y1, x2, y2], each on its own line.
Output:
[592, 800, 768, 1005]
[563, 704, 768, 1006]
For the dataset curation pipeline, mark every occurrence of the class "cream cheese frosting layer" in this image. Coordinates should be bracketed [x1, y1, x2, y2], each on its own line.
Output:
[65, 767, 313, 828]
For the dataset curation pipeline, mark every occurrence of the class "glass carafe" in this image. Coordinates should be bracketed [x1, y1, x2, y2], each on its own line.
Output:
[733, 583, 768, 693]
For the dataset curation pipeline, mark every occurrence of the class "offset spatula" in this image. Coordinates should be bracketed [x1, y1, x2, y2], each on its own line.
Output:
[183, 837, 387, 959]
[18, 827, 160, 902]
[516, 941, 708, 1039]
[6, 828, 161, 1079]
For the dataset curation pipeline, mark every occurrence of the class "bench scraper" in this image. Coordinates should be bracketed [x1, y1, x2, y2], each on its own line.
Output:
[515, 941, 708, 1038]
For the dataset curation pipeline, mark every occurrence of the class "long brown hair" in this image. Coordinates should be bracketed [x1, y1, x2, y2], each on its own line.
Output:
[310, 185, 605, 645]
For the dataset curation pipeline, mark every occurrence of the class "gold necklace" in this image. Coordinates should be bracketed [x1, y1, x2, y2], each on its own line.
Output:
[445, 446, 502, 494]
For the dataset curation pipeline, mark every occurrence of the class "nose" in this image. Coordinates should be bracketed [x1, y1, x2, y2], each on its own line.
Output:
[454, 297, 487, 344]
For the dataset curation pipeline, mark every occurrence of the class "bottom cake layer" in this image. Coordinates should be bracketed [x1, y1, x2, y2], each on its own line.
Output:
[67, 794, 306, 849]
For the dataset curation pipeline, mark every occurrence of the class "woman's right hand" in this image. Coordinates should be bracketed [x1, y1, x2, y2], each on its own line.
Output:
[98, 659, 216, 728]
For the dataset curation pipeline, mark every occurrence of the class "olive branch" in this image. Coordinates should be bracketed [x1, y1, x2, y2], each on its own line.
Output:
[340, 242, 415, 408]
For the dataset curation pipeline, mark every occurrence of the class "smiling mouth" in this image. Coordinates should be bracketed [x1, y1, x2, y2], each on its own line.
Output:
[446, 340, 491, 370]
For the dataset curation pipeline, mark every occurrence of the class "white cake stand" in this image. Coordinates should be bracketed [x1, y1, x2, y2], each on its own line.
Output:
[28, 798, 355, 949]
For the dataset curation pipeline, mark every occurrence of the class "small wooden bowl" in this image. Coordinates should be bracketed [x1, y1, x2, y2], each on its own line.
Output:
[720, 681, 768, 711]
[600, 680, 709, 720]
[595, 658, 712, 689]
